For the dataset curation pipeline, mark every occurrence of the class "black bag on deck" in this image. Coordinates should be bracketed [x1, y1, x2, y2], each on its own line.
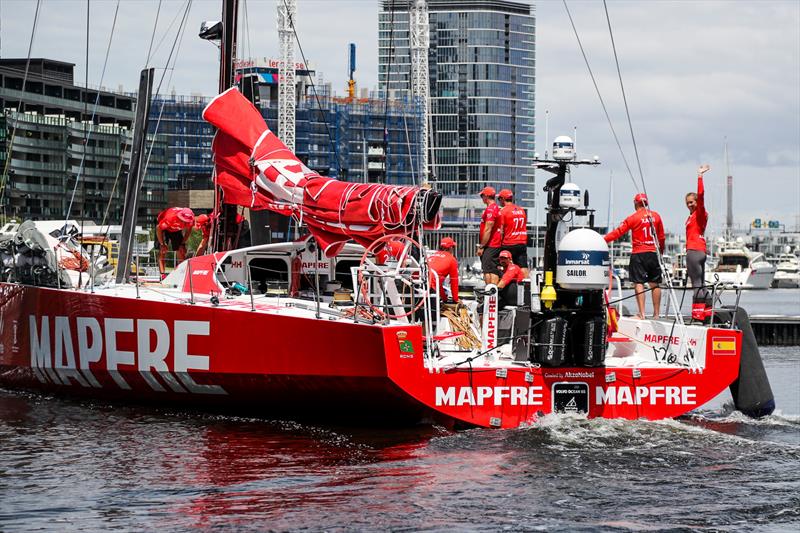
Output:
[532, 316, 568, 367]
[571, 315, 607, 367]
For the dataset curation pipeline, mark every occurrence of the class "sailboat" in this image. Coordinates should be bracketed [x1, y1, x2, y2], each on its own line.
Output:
[0, 1, 776, 427]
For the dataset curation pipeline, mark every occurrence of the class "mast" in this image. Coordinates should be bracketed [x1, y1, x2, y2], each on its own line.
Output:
[213, 0, 240, 252]
[725, 139, 733, 239]
[410, 0, 430, 182]
[116, 68, 155, 283]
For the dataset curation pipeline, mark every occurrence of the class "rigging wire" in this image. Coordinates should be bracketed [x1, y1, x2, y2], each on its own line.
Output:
[602, 0, 646, 191]
[141, 1, 193, 187]
[147, 0, 191, 65]
[562, 0, 638, 192]
[62, 0, 121, 227]
[145, 0, 163, 68]
[281, 0, 339, 174]
[0, 0, 42, 216]
[599, 0, 693, 366]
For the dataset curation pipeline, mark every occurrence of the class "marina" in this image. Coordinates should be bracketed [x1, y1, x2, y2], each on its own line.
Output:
[0, 0, 797, 531]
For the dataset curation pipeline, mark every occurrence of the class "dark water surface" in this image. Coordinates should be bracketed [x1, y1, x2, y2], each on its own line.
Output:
[1, 346, 798, 531]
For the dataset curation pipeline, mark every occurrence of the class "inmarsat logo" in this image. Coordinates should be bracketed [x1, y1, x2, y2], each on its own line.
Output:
[582, 252, 590, 260]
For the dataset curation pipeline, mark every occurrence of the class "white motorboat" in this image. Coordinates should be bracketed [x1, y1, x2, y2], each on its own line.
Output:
[772, 253, 800, 288]
[706, 238, 776, 289]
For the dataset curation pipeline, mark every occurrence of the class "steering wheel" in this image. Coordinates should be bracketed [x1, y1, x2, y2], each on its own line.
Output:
[357, 234, 426, 319]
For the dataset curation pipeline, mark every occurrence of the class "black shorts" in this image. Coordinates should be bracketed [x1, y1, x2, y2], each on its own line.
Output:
[164, 230, 185, 251]
[629, 252, 662, 284]
[503, 244, 528, 269]
[481, 246, 501, 276]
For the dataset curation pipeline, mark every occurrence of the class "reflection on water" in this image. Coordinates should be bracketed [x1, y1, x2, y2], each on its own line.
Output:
[1, 347, 798, 531]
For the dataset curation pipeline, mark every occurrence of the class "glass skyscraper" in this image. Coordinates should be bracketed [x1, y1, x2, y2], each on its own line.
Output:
[379, 0, 536, 215]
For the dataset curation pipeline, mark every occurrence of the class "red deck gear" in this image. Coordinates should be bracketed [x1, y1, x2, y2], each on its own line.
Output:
[499, 204, 528, 246]
[480, 202, 503, 248]
[157, 207, 194, 232]
[499, 262, 526, 286]
[428, 250, 459, 301]
[605, 208, 665, 254]
[686, 175, 708, 252]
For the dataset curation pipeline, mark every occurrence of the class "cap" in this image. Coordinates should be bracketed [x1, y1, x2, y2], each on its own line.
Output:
[439, 237, 457, 249]
[177, 208, 195, 224]
[498, 189, 513, 200]
[499, 250, 512, 259]
[195, 214, 209, 227]
[479, 186, 496, 197]
[634, 193, 648, 205]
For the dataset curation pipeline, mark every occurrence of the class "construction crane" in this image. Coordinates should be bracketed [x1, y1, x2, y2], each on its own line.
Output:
[409, 0, 430, 182]
[277, 0, 296, 152]
[347, 43, 356, 100]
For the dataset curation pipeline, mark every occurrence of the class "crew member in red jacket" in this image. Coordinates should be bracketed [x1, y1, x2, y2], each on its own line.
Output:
[498, 189, 529, 277]
[605, 194, 665, 319]
[156, 207, 194, 277]
[497, 250, 527, 308]
[195, 214, 212, 256]
[428, 237, 459, 302]
[686, 164, 711, 321]
[477, 186, 503, 285]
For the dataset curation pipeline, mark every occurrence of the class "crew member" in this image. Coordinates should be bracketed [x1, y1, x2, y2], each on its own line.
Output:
[428, 237, 459, 302]
[156, 207, 194, 277]
[497, 189, 529, 277]
[686, 164, 711, 321]
[605, 194, 665, 319]
[477, 186, 502, 285]
[195, 213, 211, 256]
[375, 238, 408, 265]
[497, 250, 526, 308]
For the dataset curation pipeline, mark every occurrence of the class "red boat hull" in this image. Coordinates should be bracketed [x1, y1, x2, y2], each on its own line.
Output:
[0, 284, 742, 428]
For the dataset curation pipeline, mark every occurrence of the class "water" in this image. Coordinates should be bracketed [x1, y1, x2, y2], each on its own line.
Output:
[1, 351, 798, 531]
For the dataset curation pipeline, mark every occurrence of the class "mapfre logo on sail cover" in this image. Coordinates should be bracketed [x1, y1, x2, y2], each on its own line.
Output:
[27, 315, 226, 395]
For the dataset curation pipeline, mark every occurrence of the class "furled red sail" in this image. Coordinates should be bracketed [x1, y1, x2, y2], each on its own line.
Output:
[203, 88, 441, 256]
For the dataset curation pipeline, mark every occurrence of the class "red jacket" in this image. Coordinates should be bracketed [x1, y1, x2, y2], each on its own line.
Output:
[480, 202, 503, 248]
[605, 208, 665, 254]
[500, 262, 526, 287]
[428, 250, 459, 300]
[499, 204, 528, 246]
[157, 207, 193, 232]
[685, 175, 708, 252]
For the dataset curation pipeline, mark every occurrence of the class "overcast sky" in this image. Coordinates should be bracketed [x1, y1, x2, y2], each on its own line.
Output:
[1, 0, 798, 235]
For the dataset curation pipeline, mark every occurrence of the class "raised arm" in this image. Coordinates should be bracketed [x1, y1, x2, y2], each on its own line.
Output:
[604, 216, 630, 244]
[697, 164, 709, 228]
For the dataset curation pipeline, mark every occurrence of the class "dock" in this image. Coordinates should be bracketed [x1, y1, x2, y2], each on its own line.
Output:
[749, 315, 800, 346]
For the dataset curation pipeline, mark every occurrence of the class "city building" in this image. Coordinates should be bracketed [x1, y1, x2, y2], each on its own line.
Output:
[155, 59, 423, 192]
[378, 0, 537, 220]
[0, 58, 168, 224]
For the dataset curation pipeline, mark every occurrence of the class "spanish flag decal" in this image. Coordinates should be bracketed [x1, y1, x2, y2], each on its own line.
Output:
[712, 336, 737, 356]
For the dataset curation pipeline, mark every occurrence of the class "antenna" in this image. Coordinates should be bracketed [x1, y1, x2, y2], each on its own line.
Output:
[544, 109, 550, 158]
[724, 137, 733, 239]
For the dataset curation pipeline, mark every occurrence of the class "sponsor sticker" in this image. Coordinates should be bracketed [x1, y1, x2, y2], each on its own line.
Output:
[552, 382, 589, 414]
[712, 336, 737, 356]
